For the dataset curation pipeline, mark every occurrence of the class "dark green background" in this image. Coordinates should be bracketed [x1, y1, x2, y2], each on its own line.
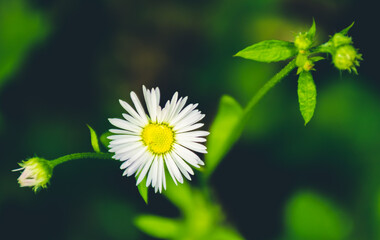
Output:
[0, 0, 378, 239]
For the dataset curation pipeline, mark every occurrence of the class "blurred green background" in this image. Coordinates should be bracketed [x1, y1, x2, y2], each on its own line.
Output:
[0, 0, 378, 239]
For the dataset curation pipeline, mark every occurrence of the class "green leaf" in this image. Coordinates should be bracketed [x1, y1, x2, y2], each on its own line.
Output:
[87, 125, 101, 152]
[297, 71, 317, 125]
[0, 0, 49, 90]
[285, 191, 352, 240]
[339, 22, 354, 35]
[306, 19, 316, 41]
[205, 95, 244, 178]
[137, 178, 148, 204]
[134, 215, 181, 239]
[235, 40, 297, 62]
[100, 132, 112, 148]
[209, 226, 245, 240]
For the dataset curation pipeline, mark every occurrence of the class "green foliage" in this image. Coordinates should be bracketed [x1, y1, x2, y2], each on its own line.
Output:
[208, 227, 245, 240]
[100, 132, 112, 148]
[284, 191, 352, 240]
[339, 22, 355, 35]
[297, 71, 317, 125]
[235, 40, 297, 62]
[137, 178, 148, 204]
[0, 0, 49, 90]
[306, 19, 316, 41]
[205, 95, 243, 178]
[135, 215, 181, 239]
[135, 180, 245, 239]
[87, 125, 101, 152]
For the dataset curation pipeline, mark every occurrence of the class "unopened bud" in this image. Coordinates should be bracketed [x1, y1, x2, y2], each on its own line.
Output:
[13, 157, 53, 192]
[333, 45, 362, 74]
[294, 33, 313, 50]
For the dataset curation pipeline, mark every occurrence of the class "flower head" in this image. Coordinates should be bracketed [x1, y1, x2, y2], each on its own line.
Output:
[108, 86, 209, 193]
[333, 45, 362, 74]
[13, 157, 53, 192]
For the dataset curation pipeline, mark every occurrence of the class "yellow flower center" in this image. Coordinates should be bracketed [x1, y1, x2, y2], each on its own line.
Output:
[141, 123, 175, 154]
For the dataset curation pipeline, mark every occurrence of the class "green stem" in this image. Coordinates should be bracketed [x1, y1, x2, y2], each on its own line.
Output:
[49, 152, 113, 167]
[243, 59, 296, 116]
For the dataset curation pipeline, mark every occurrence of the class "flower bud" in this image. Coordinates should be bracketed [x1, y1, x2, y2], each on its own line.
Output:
[294, 32, 313, 50]
[333, 45, 362, 73]
[13, 157, 53, 192]
[331, 33, 352, 48]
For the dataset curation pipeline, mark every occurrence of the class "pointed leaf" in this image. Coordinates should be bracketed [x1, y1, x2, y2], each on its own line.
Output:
[137, 177, 148, 204]
[87, 125, 100, 152]
[339, 22, 354, 35]
[134, 215, 181, 238]
[297, 71, 317, 125]
[307, 19, 316, 40]
[205, 95, 244, 178]
[235, 40, 297, 62]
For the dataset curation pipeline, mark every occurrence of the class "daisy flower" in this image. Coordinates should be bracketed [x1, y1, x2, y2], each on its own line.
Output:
[108, 86, 209, 193]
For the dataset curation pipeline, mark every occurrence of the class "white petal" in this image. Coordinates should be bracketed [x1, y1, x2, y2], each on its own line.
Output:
[176, 131, 209, 137]
[173, 144, 201, 167]
[109, 141, 142, 154]
[130, 91, 149, 124]
[109, 136, 141, 145]
[119, 99, 145, 123]
[108, 118, 141, 133]
[165, 154, 183, 184]
[122, 113, 145, 127]
[170, 104, 198, 126]
[146, 156, 157, 187]
[170, 151, 193, 180]
[136, 157, 154, 185]
[176, 123, 204, 133]
[177, 140, 207, 154]
[173, 112, 205, 131]
[109, 129, 139, 135]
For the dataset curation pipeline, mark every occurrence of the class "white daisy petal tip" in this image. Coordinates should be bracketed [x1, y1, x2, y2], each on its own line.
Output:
[108, 86, 208, 193]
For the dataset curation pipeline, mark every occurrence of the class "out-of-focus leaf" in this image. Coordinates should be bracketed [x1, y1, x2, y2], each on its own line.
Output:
[87, 125, 100, 152]
[163, 180, 193, 215]
[205, 95, 243, 178]
[285, 191, 352, 240]
[209, 226, 245, 240]
[100, 132, 112, 148]
[339, 22, 354, 35]
[298, 71, 316, 125]
[0, 0, 49, 90]
[134, 215, 181, 239]
[235, 40, 297, 62]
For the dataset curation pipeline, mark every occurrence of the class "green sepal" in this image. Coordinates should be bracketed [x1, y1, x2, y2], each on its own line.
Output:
[137, 177, 148, 204]
[100, 132, 112, 149]
[306, 19, 316, 41]
[235, 40, 298, 62]
[204, 95, 244, 178]
[134, 215, 181, 238]
[309, 56, 325, 62]
[297, 71, 317, 125]
[87, 124, 101, 152]
[339, 22, 354, 35]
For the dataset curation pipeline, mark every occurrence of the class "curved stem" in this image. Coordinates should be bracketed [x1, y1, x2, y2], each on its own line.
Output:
[50, 152, 114, 167]
[243, 59, 296, 116]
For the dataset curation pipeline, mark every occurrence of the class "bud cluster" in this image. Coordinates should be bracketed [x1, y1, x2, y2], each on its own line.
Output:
[331, 33, 362, 73]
